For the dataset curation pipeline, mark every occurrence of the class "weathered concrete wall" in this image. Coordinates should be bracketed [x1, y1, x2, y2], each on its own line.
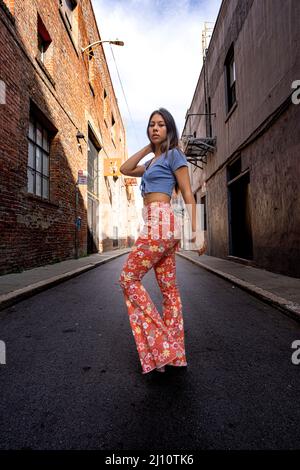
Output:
[183, 0, 300, 277]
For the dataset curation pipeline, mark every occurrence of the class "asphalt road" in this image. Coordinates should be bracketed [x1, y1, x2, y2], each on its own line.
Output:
[0, 254, 299, 450]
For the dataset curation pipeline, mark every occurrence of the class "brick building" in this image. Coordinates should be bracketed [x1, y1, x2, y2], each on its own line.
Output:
[182, 0, 300, 277]
[0, 0, 135, 275]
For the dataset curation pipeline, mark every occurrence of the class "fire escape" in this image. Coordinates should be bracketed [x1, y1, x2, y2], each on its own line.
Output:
[182, 121, 216, 169]
[181, 21, 217, 169]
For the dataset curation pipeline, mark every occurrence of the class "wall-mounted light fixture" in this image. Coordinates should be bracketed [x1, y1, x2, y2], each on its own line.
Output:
[76, 130, 85, 150]
[81, 39, 124, 57]
[76, 131, 85, 139]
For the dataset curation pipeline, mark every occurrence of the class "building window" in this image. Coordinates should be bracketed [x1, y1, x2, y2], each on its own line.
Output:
[111, 113, 116, 146]
[37, 14, 52, 65]
[103, 89, 109, 127]
[225, 44, 236, 113]
[59, 0, 77, 30]
[27, 116, 50, 199]
[38, 34, 47, 62]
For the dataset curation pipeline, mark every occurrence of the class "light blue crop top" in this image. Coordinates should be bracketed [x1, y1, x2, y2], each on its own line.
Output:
[139, 148, 188, 198]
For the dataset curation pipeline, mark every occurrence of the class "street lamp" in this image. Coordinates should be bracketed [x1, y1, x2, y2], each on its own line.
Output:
[81, 39, 124, 56]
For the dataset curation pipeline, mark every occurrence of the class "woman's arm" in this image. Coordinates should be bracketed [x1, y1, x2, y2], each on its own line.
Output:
[174, 166, 207, 255]
[120, 144, 152, 176]
[174, 167, 197, 231]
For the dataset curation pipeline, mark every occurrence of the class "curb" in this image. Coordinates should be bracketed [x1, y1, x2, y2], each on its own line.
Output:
[0, 250, 130, 312]
[177, 251, 300, 323]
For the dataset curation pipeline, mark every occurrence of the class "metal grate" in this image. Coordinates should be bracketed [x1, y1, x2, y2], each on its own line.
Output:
[182, 136, 216, 169]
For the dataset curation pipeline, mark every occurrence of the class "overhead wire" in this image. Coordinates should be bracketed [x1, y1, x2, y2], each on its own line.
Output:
[109, 44, 141, 148]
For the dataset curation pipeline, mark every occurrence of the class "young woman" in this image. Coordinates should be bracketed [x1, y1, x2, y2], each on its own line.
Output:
[118, 107, 206, 374]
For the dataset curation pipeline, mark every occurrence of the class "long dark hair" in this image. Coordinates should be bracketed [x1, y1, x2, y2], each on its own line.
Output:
[146, 107, 182, 195]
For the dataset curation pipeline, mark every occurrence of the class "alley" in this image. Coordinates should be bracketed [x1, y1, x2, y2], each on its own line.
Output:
[0, 254, 299, 450]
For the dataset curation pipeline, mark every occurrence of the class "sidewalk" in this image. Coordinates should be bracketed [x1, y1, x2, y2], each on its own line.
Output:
[0, 249, 131, 312]
[0, 248, 299, 321]
[177, 251, 300, 321]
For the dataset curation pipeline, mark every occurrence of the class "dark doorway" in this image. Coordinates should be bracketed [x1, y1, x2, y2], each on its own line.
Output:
[228, 165, 253, 260]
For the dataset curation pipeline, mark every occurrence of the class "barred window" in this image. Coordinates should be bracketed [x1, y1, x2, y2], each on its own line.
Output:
[27, 117, 50, 199]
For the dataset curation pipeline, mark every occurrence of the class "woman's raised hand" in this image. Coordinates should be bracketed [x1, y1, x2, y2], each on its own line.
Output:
[187, 233, 207, 256]
[197, 239, 207, 256]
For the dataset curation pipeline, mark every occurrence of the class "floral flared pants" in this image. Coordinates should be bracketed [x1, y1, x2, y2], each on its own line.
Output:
[118, 201, 187, 374]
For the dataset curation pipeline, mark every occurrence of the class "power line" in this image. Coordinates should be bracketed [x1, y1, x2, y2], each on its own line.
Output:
[109, 44, 141, 148]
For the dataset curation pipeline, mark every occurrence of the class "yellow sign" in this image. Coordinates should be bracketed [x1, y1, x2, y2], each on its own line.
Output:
[104, 158, 122, 177]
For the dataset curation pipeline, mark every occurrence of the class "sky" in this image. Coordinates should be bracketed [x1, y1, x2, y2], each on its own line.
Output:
[92, 0, 222, 163]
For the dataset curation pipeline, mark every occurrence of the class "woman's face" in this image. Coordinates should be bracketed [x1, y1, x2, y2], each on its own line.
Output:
[148, 113, 167, 148]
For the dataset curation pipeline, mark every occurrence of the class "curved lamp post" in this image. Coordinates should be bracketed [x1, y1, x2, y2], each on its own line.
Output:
[81, 39, 124, 56]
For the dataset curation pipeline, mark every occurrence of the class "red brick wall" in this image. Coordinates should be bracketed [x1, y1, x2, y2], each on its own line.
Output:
[0, 0, 126, 274]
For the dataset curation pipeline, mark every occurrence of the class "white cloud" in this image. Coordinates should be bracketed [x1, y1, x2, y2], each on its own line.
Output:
[92, 0, 221, 158]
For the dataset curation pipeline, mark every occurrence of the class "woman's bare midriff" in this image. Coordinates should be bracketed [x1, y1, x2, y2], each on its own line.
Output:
[143, 192, 171, 206]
